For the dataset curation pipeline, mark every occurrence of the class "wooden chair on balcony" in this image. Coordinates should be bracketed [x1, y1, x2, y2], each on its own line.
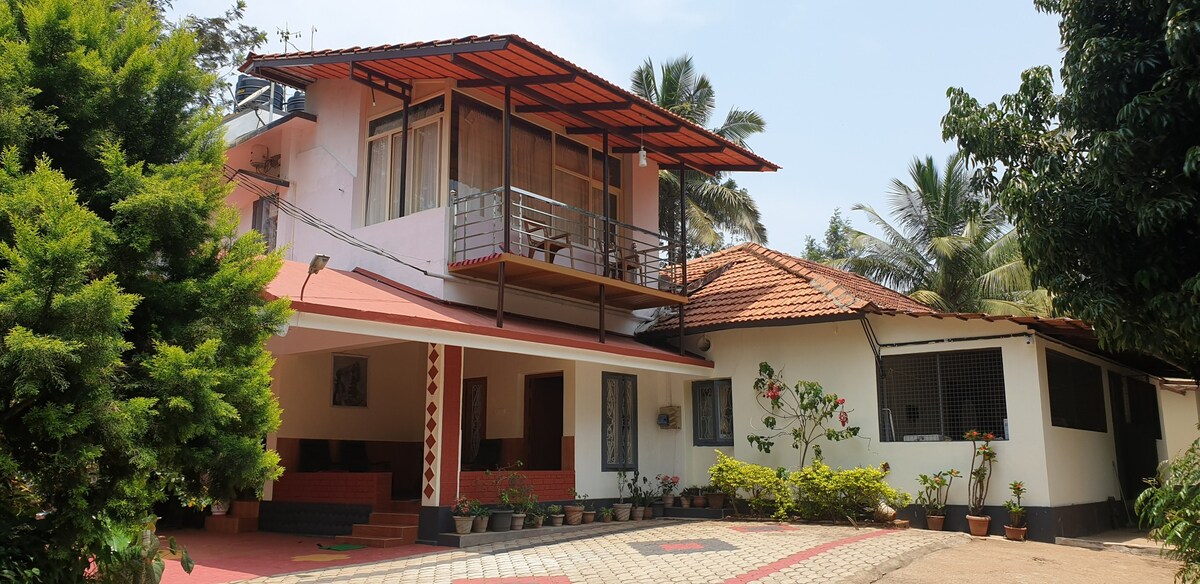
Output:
[524, 221, 575, 269]
[610, 242, 642, 285]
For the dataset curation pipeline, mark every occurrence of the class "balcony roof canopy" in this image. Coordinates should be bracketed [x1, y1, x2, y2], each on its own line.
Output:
[240, 34, 780, 174]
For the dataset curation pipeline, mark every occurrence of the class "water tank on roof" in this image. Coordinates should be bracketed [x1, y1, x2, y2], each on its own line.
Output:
[234, 74, 285, 113]
[285, 91, 306, 113]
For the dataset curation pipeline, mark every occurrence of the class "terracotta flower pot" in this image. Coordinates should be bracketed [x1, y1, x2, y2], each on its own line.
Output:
[510, 513, 526, 530]
[926, 515, 945, 531]
[600, 514, 613, 523]
[631, 506, 645, 520]
[707, 493, 726, 509]
[453, 515, 473, 535]
[581, 510, 596, 524]
[471, 515, 488, 533]
[680, 496, 692, 508]
[549, 514, 564, 527]
[529, 515, 543, 528]
[564, 505, 584, 525]
[691, 495, 707, 508]
[663, 495, 675, 507]
[613, 503, 631, 521]
[966, 514, 991, 537]
[1005, 525, 1027, 541]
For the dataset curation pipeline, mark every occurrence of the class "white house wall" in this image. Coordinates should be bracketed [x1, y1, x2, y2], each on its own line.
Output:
[1159, 388, 1200, 461]
[461, 349, 577, 440]
[691, 317, 1055, 510]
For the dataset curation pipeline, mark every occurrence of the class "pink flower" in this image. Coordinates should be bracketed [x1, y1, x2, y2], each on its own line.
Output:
[838, 411, 849, 427]
[836, 397, 846, 405]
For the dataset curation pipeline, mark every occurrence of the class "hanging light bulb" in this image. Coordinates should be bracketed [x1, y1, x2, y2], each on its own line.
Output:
[637, 125, 647, 167]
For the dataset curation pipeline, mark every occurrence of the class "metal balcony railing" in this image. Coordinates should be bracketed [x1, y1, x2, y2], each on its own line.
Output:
[450, 186, 682, 295]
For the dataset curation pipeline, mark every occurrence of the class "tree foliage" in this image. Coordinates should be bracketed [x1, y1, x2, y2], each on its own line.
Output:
[942, 0, 1200, 376]
[631, 55, 767, 257]
[746, 362, 859, 468]
[1137, 429, 1200, 583]
[803, 208, 860, 263]
[0, 0, 285, 579]
[843, 153, 1050, 315]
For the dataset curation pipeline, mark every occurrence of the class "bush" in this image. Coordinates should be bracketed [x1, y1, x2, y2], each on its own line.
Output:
[1137, 431, 1200, 584]
[709, 451, 793, 519]
[789, 461, 906, 521]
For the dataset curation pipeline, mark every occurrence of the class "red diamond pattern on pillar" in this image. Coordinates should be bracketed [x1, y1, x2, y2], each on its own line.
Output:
[428, 365, 439, 380]
[429, 347, 439, 363]
[426, 418, 437, 432]
[427, 381, 437, 395]
[424, 484, 435, 499]
[426, 402, 437, 416]
[425, 452, 436, 465]
[424, 467, 435, 481]
[425, 434, 436, 448]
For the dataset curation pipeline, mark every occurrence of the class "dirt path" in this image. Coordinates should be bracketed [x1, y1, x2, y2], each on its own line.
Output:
[874, 537, 1180, 584]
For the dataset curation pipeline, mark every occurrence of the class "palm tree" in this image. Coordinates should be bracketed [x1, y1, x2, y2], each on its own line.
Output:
[843, 153, 1050, 316]
[630, 56, 767, 258]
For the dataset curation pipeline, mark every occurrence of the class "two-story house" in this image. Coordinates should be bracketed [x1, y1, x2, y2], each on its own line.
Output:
[223, 34, 778, 545]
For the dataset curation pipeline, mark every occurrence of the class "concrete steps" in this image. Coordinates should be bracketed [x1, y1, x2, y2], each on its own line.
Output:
[334, 534, 414, 548]
[369, 512, 419, 526]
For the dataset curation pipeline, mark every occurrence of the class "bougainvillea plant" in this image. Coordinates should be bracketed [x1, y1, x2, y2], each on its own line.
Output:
[964, 429, 997, 516]
[747, 362, 860, 467]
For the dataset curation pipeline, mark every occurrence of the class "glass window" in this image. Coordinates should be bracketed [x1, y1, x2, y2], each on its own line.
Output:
[878, 348, 1008, 442]
[693, 379, 733, 446]
[363, 95, 444, 225]
[1047, 350, 1107, 432]
[601, 372, 637, 471]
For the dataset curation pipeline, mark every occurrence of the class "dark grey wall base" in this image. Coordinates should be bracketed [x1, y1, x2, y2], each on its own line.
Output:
[258, 501, 371, 537]
[899, 501, 1119, 543]
[418, 505, 453, 544]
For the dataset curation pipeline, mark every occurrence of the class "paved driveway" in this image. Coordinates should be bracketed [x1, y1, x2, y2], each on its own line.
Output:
[240, 520, 966, 584]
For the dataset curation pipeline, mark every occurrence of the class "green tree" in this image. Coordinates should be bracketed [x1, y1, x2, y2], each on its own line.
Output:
[844, 153, 1049, 315]
[0, 0, 285, 578]
[630, 55, 767, 258]
[803, 208, 860, 263]
[941, 0, 1200, 377]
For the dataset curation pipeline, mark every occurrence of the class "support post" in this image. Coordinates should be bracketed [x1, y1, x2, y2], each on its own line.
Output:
[600, 130, 610, 344]
[678, 164, 687, 355]
[419, 344, 464, 543]
[397, 97, 410, 219]
[497, 85, 512, 329]
[599, 284, 606, 343]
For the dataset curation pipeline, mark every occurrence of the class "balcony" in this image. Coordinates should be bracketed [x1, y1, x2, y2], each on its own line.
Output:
[449, 187, 686, 310]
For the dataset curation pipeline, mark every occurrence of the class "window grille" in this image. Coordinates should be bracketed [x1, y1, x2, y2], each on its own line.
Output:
[693, 379, 734, 446]
[878, 348, 1008, 442]
[601, 373, 637, 471]
[1047, 350, 1106, 432]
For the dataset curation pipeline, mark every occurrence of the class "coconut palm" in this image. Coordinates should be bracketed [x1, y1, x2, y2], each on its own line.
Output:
[630, 55, 767, 257]
[843, 153, 1050, 316]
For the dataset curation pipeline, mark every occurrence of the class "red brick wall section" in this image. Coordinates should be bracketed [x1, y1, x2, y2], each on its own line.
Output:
[271, 472, 392, 509]
[459, 470, 576, 504]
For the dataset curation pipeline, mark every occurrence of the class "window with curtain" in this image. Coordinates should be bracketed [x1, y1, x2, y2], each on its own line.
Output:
[601, 372, 637, 471]
[693, 379, 733, 446]
[363, 96, 444, 225]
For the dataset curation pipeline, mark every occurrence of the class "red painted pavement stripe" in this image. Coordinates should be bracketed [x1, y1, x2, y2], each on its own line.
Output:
[723, 529, 893, 584]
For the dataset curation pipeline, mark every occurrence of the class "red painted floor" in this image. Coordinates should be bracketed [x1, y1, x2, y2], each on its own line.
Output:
[159, 530, 448, 584]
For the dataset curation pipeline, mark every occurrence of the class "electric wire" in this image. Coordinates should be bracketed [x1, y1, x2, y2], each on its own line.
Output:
[223, 165, 431, 276]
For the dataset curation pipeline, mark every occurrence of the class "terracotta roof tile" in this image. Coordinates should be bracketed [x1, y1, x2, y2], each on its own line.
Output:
[645, 243, 931, 333]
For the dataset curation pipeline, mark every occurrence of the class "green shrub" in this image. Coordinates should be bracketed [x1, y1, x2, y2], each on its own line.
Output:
[709, 451, 793, 519]
[789, 461, 906, 521]
[1137, 431, 1200, 584]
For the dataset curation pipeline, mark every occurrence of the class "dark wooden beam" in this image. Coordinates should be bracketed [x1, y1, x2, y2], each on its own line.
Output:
[349, 62, 410, 101]
[457, 73, 576, 88]
[516, 101, 632, 114]
[567, 125, 679, 135]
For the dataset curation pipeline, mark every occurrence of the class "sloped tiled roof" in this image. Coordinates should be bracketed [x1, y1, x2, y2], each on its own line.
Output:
[646, 243, 931, 333]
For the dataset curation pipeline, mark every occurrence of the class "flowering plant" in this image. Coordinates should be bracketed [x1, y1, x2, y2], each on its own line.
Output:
[452, 497, 480, 517]
[1004, 480, 1026, 527]
[964, 430, 997, 515]
[748, 361, 860, 467]
[655, 474, 680, 496]
[915, 469, 961, 516]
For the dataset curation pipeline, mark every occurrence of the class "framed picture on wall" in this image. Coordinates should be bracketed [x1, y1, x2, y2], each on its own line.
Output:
[331, 354, 368, 407]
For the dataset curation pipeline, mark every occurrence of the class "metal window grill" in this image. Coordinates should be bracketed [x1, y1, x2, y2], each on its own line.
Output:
[878, 348, 1008, 442]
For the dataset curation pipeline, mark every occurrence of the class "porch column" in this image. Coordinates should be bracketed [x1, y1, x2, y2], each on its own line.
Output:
[419, 343, 463, 542]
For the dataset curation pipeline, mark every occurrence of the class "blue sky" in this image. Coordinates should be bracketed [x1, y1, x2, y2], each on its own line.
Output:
[172, 1, 1063, 255]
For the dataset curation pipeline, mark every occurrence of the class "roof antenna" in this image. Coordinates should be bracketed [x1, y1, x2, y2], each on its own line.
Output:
[310, 26, 318, 51]
[277, 23, 303, 54]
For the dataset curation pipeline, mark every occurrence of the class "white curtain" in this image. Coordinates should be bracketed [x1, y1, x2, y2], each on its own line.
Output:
[365, 138, 389, 225]
[407, 120, 441, 215]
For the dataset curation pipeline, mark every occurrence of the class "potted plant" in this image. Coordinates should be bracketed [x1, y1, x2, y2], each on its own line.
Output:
[706, 485, 726, 510]
[634, 474, 652, 519]
[525, 501, 543, 528]
[598, 507, 614, 522]
[452, 497, 477, 535]
[1004, 481, 1028, 541]
[564, 488, 586, 525]
[581, 496, 596, 524]
[547, 504, 565, 527]
[612, 471, 633, 521]
[915, 469, 960, 531]
[472, 506, 490, 533]
[487, 461, 529, 532]
[964, 430, 997, 537]
[690, 485, 708, 509]
[680, 485, 693, 508]
[656, 474, 680, 507]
